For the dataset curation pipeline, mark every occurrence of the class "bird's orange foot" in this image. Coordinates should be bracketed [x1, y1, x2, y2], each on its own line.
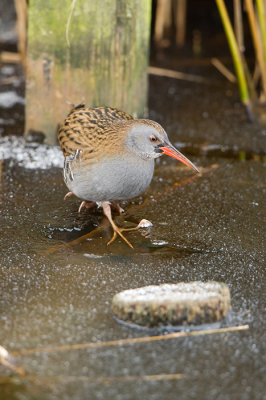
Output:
[107, 219, 153, 248]
[101, 201, 152, 249]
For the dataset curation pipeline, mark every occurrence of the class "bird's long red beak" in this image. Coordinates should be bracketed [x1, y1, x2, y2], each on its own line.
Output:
[160, 144, 200, 173]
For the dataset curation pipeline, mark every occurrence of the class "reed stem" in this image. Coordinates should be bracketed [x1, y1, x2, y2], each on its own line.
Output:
[245, 0, 266, 98]
[256, 0, 266, 71]
[176, 0, 187, 47]
[10, 325, 249, 357]
[215, 0, 254, 121]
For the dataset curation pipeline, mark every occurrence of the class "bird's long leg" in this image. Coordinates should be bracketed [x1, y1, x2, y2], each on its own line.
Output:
[102, 202, 134, 249]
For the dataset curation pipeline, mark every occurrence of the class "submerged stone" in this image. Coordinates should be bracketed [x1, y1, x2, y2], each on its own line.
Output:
[112, 281, 231, 328]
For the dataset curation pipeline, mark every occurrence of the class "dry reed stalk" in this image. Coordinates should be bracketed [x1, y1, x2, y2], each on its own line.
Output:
[154, 0, 172, 43]
[0, 357, 25, 377]
[245, 0, 266, 98]
[211, 58, 237, 83]
[65, 222, 110, 247]
[256, 0, 266, 70]
[9, 325, 248, 357]
[234, 0, 245, 51]
[148, 66, 213, 84]
[0, 373, 185, 385]
[42, 220, 111, 253]
[14, 0, 27, 74]
[176, 0, 187, 47]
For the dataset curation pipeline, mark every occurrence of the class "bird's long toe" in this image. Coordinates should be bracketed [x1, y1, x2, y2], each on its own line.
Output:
[78, 201, 96, 213]
[122, 219, 153, 231]
[64, 191, 75, 200]
[107, 226, 134, 249]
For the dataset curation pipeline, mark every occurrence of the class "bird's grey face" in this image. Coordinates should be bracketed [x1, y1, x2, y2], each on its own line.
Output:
[126, 123, 169, 160]
[126, 122, 200, 173]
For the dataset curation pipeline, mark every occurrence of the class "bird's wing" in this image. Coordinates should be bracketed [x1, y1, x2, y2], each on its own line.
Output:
[58, 106, 133, 157]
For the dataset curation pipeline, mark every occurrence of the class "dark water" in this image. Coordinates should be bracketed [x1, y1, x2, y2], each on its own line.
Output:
[1, 45, 266, 400]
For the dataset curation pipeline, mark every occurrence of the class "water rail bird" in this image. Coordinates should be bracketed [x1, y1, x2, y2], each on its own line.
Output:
[58, 105, 199, 248]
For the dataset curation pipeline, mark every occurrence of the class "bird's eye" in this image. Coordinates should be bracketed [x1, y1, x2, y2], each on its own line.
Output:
[150, 136, 157, 142]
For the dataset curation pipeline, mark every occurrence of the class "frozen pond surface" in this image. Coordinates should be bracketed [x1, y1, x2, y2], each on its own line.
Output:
[1, 146, 266, 399]
[0, 75, 266, 399]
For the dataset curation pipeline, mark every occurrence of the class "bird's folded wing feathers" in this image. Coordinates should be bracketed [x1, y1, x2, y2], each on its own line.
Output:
[58, 106, 133, 157]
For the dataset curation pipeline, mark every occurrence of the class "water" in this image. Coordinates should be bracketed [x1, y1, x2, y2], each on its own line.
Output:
[1, 75, 266, 399]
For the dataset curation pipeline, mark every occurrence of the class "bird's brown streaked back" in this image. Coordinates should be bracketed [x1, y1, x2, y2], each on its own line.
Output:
[58, 106, 134, 157]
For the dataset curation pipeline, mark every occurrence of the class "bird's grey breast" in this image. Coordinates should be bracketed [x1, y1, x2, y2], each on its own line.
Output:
[64, 153, 155, 202]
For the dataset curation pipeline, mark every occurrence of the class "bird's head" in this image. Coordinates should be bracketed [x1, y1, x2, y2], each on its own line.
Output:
[125, 120, 200, 173]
